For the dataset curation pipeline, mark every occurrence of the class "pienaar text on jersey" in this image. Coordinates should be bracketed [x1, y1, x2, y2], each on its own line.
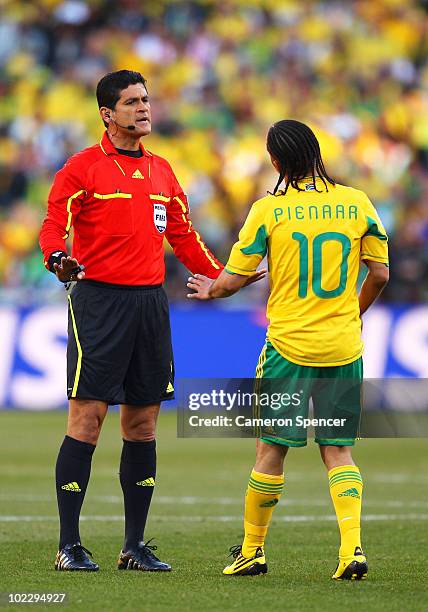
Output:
[273, 204, 358, 223]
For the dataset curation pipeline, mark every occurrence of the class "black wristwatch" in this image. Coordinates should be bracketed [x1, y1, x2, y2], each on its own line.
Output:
[48, 251, 68, 273]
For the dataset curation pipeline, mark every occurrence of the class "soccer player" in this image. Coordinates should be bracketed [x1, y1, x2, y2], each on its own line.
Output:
[39, 70, 228, 572]
[187, 120, 389, 580]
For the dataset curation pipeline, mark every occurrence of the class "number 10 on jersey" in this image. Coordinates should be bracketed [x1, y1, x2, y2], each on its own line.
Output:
[292, 231, 351, 299]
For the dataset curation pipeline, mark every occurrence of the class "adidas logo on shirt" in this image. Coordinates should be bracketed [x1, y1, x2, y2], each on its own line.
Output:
[61, 481, 81, 492]
[132, 169, 144, 179]
[136, 477, 155, 487]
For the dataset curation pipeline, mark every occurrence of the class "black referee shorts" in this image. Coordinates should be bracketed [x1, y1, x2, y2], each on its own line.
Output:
[66, 280, 174, 406]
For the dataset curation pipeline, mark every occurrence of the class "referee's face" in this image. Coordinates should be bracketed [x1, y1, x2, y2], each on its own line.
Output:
[113, 83, 152, 136]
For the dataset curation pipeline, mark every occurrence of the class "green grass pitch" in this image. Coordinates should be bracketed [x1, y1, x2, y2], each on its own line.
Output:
[1, 411, 427, 611]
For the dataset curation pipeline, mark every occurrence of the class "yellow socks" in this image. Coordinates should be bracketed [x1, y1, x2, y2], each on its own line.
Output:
[240, 465, 362, 561]
[328, 464, 363, 559]
[242, 469, 284, 558]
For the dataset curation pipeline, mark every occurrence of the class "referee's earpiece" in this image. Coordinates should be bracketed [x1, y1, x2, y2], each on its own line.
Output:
[105, 111, 135, 131]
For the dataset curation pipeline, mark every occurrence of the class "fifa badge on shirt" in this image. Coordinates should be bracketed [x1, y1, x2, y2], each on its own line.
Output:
[154, 203, 167, 233]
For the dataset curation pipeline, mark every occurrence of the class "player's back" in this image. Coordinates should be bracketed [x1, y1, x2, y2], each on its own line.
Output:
[226, 177, 388, 367]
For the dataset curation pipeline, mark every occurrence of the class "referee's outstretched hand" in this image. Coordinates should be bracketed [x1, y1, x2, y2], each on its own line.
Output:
[54, 256, 86, 282]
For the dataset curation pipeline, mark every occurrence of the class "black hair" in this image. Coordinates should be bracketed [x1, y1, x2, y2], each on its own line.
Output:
[96, 70, 148, 127]
[266, 119, 335, 195]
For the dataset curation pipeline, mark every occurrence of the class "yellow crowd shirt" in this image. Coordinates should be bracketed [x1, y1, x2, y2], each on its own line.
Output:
[226, 178, 389, 367]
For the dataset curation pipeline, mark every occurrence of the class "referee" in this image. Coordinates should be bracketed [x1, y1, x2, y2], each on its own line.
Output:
[39, 70, 223, 572]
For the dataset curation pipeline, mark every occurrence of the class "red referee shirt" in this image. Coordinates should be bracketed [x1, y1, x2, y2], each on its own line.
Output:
[39, 132, 223, 284]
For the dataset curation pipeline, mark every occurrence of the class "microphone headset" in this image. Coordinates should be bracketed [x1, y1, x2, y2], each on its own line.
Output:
[106, 113, 136, 130]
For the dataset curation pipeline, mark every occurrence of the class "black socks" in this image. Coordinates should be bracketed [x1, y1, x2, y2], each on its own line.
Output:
[55, 435, 95, 549]
[55, 436, 157, 552]
[119, 439, 157, 551]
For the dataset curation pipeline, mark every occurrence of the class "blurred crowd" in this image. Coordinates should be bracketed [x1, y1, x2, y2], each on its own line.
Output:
[1, 0, 428, 302]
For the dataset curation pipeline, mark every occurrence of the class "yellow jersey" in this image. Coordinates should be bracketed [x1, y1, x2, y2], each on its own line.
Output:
[226, 178, 389, 367]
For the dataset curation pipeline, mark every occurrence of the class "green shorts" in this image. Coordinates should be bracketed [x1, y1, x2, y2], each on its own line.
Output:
[255, 341, 362, 447]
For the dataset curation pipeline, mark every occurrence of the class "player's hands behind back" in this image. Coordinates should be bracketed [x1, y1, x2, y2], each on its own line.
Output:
[54, 256, 85, 282]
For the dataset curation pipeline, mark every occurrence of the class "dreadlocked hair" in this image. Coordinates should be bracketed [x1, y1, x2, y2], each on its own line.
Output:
[266, 119, 335, 195]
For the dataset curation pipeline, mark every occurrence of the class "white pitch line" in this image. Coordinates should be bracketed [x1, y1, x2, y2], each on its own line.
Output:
[0, 493, 427, 508]
[0, 493, 327, 506]
[4, 469, 428, 483]
[1, 513, 428, 523]
[371, 474, 428, 484]
[3, 467, 428, 484]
